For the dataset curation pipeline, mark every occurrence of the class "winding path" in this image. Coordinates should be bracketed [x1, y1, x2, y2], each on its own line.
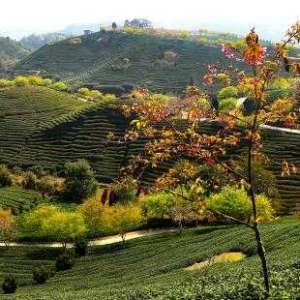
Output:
[0, 228, 176, 248]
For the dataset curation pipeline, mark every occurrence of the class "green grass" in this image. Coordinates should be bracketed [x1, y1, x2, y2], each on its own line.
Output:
[16, 31, 242, 93]
[0, 186, 45, 212]
[0, 217, 299, 299]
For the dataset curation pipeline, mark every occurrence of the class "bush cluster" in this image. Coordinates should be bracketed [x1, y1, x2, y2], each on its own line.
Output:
[0, 164, 12, 187]
[0, 75, 68, 92]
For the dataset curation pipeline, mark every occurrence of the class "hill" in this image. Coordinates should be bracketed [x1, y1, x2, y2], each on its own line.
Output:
[0, 86, 298, 213]
[0, 85, 89, 167]
[0, 217, 299, 299]
[0, 37, 30, 72]
[15, 31, 241, 93]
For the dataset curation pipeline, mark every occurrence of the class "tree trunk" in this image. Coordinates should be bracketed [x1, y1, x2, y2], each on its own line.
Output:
[247, 101, 271, 295]
[252, 222, 270, 294]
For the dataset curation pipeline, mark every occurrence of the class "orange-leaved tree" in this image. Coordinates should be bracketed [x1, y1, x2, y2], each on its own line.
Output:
[120, 22, 300, 294]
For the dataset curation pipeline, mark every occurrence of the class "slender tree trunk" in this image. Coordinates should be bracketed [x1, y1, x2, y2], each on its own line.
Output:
[252, 221, 270, 293]
[248, 110, 270, 294]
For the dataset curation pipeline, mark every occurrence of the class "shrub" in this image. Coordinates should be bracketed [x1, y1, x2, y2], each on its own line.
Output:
[28, 165, 46, 177]
[27, 75, 44, 86]
[78, 87, 90, 96]
[74, 240, 88, 257]
[217, 86, 238, 100]
[0, 164, 12, 187]
[219, 97, 237, 112]
[19, 205, 86, 244]
[0, 79, 14, 88]
[14, 76, 29, 86]
[110, 178, 138, 204]
[2, 276, 17, 294]
[206, 186, 274, 222]
[41, 210, 86, 247]
[256, 195, 275, 222]
[22, 171, 38, 190]
[50, 81, 68, 91]
[0, 209, 15, 245]
[79, 196, 104, 236]
[269, 78, 292, 99]
[62, 159, 98, 202]
[32, 265, 52, 284]
[142, 192, 176, 220]
[19, 204, 57, 240]
[56, 253, 74, 272]
[37, 177, 56, 197]
[206, 186, 251, 221]
[101, 205, 143, 243]
[42, 78, 53, 86]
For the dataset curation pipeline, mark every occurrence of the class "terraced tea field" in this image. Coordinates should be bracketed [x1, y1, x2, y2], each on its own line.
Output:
[0, 187, 45, 212]
[0, 86, 89, 167]
[16, 31, 241, 92]
[0, 217, 299, 299]
[0, 85, 299, 212]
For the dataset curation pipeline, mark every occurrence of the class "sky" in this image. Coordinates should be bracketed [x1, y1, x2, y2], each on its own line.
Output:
[1, 0, 300, 40]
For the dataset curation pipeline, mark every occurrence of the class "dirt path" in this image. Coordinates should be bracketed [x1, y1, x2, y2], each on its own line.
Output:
[0, 228, 176, 248]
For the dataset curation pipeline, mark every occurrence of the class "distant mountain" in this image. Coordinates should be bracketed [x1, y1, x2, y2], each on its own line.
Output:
[0, 36, 30, 72]
[20, 33, 71, 51]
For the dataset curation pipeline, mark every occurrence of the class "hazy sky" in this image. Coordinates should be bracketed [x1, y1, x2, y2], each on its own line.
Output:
[1, 0, 300, 39]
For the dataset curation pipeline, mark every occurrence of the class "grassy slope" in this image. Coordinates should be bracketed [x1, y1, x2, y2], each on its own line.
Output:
[0, 186, 45, 212]
[0, 37, 30, 61]
[16, 31, 240, 92]
[0, 217, 299, 299]
[0, 85, 89, 166]
[0, 90, 299, 211]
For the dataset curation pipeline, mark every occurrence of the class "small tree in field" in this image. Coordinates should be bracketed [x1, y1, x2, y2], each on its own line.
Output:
[40, 210, 86, 249]
[63, 159, 98, 202]
[112, 22, 117, 31]
[0, 209, 15, 247]
[121, 23, 300, 295]
[20, 205, 86, 248]
[101, 205, 143, 245]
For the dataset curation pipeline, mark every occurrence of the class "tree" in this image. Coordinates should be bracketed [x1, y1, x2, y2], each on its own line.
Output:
[0, 209, 15, 247]
[112, 22, 117, 31]
[101, 205, 143, 245]
[0, 165, 12, 187]
[41, 210, 86, 248]
[120, 23, 300, 295]
[63, 159, 98, 202]
[20, 205, 86, 247]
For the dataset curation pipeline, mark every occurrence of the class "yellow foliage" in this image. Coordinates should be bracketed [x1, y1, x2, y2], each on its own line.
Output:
[0, 208, 15, 242]
[100, 205, 143, 238]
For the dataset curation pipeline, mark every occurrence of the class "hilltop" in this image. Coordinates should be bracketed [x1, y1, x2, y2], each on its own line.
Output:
[15, 30, 241, 93]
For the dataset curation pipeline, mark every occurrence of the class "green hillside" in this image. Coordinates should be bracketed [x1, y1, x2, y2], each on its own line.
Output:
[0, 85, 89, 166]
[0, 85, 299, 212]
[0, 186, 45, 212]
[0, 217, 299, 299]
[0, 37, 30, 72]
[16, 31, 239, 92]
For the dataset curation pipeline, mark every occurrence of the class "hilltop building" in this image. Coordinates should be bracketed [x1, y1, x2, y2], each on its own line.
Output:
[83, 30, 93, 36]
[124, 19, 153, 29]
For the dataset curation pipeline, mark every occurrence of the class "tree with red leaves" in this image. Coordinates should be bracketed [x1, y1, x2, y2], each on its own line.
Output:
[120, 23, 300, 295]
